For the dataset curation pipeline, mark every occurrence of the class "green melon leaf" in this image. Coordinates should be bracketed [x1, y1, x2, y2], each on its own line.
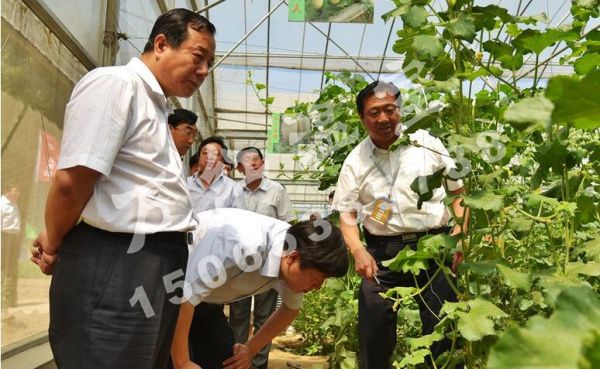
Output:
[545, 70, 600, 129]
[566, 262, 600, 277]
[497, 263, 531, 292]
[446, 14, 477, 41]
[575, 236, 600, 262]
[574, 53, 600, 75]
[504, 96, 553, 131]
[413, 35, 444, 60]
[462, 190, 505, 211]
[456, 298, 508, 342]
[488, 287, 600, 369]
[513, 28, 580, 55]
[401, 6, 428, 29]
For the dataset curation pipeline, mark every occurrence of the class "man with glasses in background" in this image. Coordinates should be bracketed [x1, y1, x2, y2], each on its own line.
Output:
[169, 108, 199, 157]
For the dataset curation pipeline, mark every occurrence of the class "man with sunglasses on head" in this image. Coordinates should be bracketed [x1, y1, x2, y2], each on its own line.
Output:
[169, 108, 199, 157]
[332, 81, 468, 369]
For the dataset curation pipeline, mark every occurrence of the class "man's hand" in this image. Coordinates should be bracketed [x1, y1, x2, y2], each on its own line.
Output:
[174, 360, 202, 369]
[223, 343, 251, 369]
[352, 247, 378, 280]
[30, 231, 58, 275]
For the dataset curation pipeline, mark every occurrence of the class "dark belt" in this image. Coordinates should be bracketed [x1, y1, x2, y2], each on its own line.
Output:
[81, 222, 193, 246]
[364, 226, 450, 243]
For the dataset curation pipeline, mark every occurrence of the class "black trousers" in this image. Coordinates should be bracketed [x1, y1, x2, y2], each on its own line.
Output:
[358, 229, 457, 369]
[190, 303, 235, 369]
[167, 302, 235, 369]
[49, 222, 188, 369]
[228, 289, 279, 369]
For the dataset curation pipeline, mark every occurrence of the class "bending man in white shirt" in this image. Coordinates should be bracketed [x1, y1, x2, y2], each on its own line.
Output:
[171, 208, 349, 369]
[229, 146, 296, 369]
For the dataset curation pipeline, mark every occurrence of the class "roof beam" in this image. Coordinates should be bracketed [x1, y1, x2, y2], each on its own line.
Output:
[197, 0, 226, 14]
[213, 52, 573, 78]
[320, 23, 332, 90]
[156, 0, 168, 13]
[208, 0, 285, 74]
[21, 0, 97, 70]
[216, 129, 267, 140]
[102, 0, 120, 66]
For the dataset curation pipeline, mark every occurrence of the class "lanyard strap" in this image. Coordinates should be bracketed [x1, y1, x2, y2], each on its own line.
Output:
[370, 151, 400, 199]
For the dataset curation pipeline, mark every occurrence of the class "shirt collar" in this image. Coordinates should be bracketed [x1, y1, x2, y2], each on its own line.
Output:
[243, 175, 270, 192]
[194, 171, 224, 190]
[366, 126, 407, 155]
[365, 135, 386, 155]
[127, 57, 173, 113]
[260, 225, 290, 278]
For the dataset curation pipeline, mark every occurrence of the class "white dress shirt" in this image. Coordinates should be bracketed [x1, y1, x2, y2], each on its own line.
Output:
[58, 57, 195, 233]
[184, 208, 303, 309]
[333, 130, 463, 235]
[239, 177, 295, 222]
[187, 173, 246, 212]
[1, 195, 20, 233]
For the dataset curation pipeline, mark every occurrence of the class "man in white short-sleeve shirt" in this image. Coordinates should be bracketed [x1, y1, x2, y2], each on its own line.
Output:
[236, 147, 295, 222]
[229, 146, 296, 369]
[187, 136, 245, 212]
[184, 136, 245, 369]
[171, 208, 349, 369]
[332, 81, 468, 369]
[30, 9, 216, 369]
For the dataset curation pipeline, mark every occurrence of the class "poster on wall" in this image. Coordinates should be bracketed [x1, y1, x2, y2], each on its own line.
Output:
[289, 0, 375, 24]
[267, 114, 311, 154]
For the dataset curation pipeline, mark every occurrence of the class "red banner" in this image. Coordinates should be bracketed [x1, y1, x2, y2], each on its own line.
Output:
[35, 131, 60, 182]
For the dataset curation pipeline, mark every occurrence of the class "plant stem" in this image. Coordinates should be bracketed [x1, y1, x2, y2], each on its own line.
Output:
[515, 207, 559, 223]
[532, 53, 539, 95]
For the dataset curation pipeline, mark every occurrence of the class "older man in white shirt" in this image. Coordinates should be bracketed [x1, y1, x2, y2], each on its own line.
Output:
[333, 81, 468, 369]
[30, 9, 216, 369]
[171, 208, 349, 369]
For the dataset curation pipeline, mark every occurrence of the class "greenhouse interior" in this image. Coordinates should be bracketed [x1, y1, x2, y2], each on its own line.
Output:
[1, 0, 599, 368]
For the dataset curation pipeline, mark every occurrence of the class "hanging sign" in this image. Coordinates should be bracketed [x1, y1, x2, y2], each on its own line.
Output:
[288, 0, 374, 24]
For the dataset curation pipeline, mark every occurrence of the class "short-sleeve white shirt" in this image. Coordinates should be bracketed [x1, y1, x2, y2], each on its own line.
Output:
[58, 58, 195, 233]
[184, 208, 303, 310]
[1, 195, 20, 233]
[333, 130, 463, 235]
[239, 177, 295, 222]
[187, 173, 246, 212]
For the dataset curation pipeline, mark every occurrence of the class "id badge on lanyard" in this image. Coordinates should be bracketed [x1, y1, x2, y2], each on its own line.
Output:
[369, 197, 393, 225]
[368, 151, 398, 226]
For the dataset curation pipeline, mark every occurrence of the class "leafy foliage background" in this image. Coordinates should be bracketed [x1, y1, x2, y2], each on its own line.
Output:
[280, 0, 600, 368]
